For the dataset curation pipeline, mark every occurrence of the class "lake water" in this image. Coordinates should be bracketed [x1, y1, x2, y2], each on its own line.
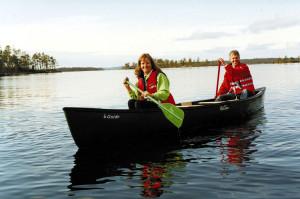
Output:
[1, 64, 300, 198]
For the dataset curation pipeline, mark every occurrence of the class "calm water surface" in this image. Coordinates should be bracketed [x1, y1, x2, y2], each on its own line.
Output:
[1, 64, 300, 198]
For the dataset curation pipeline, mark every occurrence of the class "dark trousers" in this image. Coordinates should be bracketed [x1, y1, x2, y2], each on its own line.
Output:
[128, 99, 158, 110]
[216, 89, 254, 101]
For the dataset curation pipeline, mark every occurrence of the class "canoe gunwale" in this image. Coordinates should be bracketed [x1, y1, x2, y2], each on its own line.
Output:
[63, 87, 266, 112]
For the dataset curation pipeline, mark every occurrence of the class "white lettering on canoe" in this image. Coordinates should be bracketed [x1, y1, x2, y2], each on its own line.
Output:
[103, 114, 120, 119]
[220, 105, 229, 111]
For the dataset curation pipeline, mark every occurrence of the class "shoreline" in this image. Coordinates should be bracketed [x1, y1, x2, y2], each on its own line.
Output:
[0, 70, 60, 77]
[1, 62, 299, 77]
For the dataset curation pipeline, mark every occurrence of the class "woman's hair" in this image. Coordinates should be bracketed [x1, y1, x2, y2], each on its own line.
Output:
[134, 53, 162, 78]
[229, 50, 240, 58]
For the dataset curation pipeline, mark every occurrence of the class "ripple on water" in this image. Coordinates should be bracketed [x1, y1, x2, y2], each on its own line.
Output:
[1, 65, 300, 198]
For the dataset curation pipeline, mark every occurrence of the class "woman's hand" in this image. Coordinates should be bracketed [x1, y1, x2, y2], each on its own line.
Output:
[123, 77, 129, 85]
[123, 77, 131, 90]
[141, 91, 152, 98]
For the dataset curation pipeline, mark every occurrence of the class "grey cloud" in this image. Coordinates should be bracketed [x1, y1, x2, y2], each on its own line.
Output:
[248, 17, 300, 33]
[245, 43, 275, 51]
[243, 42, 300, 58]
[164, 47, 237, 60]
[246, 42, 300, 52]
[51, 51, 132, 68]
[177, 31, 235, 41]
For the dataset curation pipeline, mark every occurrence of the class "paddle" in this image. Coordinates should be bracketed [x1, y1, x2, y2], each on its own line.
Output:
[215, 62, 221, 98]
[126, 81, 184, 128]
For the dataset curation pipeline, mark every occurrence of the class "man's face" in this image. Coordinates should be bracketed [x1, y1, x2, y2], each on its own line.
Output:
[230, 54, 240, 66]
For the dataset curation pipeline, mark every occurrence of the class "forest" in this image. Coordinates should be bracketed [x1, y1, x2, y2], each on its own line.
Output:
[122, 56, 300, 69]
[0, 45, 57, 76]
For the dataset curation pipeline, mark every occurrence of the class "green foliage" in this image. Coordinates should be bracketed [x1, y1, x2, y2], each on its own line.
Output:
[0, 45, 57, 75]
[122, 56, 300, 69]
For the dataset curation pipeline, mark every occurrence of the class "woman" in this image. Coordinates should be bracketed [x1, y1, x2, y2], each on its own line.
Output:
[216, 50, 255, 101]
[123, 53, 175, 110]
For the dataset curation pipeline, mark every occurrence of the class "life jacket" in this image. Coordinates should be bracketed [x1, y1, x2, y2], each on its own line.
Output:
[138, 70, 175, 104]
[226, 63, 255, 95]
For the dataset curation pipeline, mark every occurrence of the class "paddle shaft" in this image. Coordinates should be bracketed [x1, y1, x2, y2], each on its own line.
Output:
[127, 81, 160, 104]
[126, 81, 182, 121]
[215, 62, 221, 98]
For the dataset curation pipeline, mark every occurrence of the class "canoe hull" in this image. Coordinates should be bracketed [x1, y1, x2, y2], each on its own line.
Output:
[63, 87, 266, 149]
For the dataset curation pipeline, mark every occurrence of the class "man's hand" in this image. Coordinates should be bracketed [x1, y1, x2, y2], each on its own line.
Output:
[218, 58, 226, 66]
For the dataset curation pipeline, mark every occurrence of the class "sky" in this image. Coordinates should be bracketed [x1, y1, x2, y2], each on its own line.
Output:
[1, 0, 300, 68]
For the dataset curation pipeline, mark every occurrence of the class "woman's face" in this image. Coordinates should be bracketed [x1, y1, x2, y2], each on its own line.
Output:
[140, 58, 152, 75]
[230, 54, 240, 66]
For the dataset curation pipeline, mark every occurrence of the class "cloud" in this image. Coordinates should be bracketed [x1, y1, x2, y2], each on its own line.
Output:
[245, 43, 275, 51]
[176, 31, 235, 41]
[50, 51, 135, 68]
[248, 17, 300, 33]
[246, 41, 300, 51]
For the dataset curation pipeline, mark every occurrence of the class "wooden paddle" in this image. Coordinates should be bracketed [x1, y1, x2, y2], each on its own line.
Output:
[127, 81, 184, 128]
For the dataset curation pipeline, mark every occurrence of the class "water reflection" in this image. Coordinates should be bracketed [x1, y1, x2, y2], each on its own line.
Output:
[0, 75, 54, 109]
[221, 110, 266, 165]
[141, 163, 164, 197]
[218, 130, 259, 166]
[69, 147, 186, 198]
[68, 110, 266, 197]
[181, 109, 266, 170]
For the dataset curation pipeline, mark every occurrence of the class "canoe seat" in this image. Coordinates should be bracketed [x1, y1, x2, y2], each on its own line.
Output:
[177, 104, 204, 108]
[180, 101, 193, 106]
[197, 101, 222, 104]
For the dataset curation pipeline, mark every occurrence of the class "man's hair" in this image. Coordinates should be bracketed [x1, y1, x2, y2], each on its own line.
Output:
[229, 50, 240, 58]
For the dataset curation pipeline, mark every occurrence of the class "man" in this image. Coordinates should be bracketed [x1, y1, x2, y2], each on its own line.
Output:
[216, 50, 255, 101]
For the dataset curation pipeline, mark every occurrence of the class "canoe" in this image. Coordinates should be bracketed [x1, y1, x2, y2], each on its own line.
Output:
[63, 87, 266, 149]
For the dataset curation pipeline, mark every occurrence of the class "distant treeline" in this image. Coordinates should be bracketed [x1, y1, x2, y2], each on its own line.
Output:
[0, 45, 57, 76]
[122, 56, 300, 69]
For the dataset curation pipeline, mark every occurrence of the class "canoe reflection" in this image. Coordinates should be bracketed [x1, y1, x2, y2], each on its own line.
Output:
[217, 129, 260, 165]
[219, 111, 265, 167]
[68, 147, 186, 197]
[183, 109, 265, 167]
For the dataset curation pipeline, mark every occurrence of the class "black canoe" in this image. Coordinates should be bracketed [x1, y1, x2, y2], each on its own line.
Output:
[63, 87, 266, 149]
